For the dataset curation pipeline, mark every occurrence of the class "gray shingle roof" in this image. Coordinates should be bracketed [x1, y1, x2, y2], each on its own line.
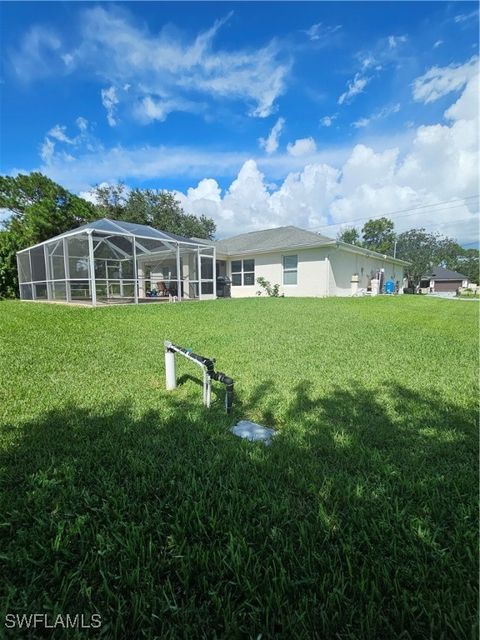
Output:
[423, 265, 468, 280]
[214, 226, 333, 255]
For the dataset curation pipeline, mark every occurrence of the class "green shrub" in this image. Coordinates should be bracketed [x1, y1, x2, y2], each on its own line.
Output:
[256, 276, 281, 297]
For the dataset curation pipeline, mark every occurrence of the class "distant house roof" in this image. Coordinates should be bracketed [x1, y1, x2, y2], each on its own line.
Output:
[211, 225, 408, 264]
[422, 265, 468, 281]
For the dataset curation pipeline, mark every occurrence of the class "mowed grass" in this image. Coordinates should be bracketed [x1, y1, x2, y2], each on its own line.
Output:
[0, 297, 477, 639]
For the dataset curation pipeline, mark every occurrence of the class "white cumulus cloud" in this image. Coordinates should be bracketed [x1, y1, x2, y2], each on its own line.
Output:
[320, 115, 336, 127]
[40, 138, 55, 164]
[303, 23, 342, 42]
[287, 137, 317, 157]
[133, 95, 196, 124]
[9, 26, 62, 81]
[388, 35, 407, 48]
[444, 74, 479, 121]
[412, 56, 478, 103]
[76, 116, 88, 132]
[259, 117, 285, 154]
[338, 73, 370, 105]
[101, 86, 119, 127]
[352, 118, 370, 129]
[353, 103, 400, 128]
[48, 124, 75, 144]
[454, 10, 479, 23]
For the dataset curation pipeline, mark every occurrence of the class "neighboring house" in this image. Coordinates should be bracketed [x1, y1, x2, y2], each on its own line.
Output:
[419, 266, 470, 294]
[209, 226, 408, 297]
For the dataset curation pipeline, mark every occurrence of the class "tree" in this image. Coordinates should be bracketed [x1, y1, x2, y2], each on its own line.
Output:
[89, 184, 216, 239]
[456, 248, 480, 285]
[436, 237, 464, 268]
[361, 217, 396, 255]
[93, 183, 130, 221]
[0, 230, 19, 298]
[394, 229, 479, 287]
[395, 228, 441, 285]
[0, 173, 96, 298]
[436, 237, 480, 285]
[0, 173, 97, 246]
[337, 226, 361, 246]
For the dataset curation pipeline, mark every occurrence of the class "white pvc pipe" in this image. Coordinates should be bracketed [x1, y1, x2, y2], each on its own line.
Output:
[165, 350, 177, 390]
[206, 378, 212, 408]
[165, 341, 212, 405]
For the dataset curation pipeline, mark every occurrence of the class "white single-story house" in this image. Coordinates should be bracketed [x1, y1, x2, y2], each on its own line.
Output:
[16, 219, 407, 305]
[210, 226, 407, 297]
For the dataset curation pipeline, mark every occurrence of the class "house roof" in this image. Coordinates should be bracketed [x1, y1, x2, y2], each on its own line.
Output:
[214, 226, 333, 255]
[423, 265, 468, 280]
[212, 225, 409, 264]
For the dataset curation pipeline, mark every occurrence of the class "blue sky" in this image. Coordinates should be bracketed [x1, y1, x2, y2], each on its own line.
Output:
[1, 1, 478, 241]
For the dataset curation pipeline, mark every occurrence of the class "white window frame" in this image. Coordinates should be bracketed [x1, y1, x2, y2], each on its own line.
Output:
[283, 255, 298, 285]
[231, 259, 255, 286]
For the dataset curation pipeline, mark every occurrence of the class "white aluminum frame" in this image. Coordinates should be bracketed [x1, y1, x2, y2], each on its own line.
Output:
[17, 223, 216, 306]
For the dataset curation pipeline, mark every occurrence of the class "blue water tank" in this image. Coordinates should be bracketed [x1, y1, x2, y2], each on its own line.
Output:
[385, 280, 395, 294]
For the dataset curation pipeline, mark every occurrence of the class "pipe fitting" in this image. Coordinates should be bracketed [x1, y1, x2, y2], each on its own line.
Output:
[164, 341, 234, 414]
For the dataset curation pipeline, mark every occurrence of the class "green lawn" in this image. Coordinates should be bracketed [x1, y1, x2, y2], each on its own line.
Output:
[0, 297, 478, 639]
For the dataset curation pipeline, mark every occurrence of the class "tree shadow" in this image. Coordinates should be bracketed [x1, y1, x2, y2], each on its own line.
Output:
[0, 380, 477, 639]
[177, 373, 225, 405]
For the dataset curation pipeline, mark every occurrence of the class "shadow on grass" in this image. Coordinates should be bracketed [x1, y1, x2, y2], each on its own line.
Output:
[0, 382, 477, 639]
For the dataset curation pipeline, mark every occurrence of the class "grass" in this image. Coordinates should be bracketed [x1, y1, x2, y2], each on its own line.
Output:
[0, 296, 478, 639]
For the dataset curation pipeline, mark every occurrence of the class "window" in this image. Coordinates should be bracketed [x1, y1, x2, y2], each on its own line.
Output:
[283, 255, 298, 285]
[231, 259, 255, 286]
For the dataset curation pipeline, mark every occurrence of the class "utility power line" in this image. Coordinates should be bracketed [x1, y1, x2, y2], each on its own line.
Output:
[309, 195, 479, 231]
[433, 216, 480, 227]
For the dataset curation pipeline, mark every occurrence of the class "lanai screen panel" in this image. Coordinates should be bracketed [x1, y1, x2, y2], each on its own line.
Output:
[66, 233, 92, 302]
[135, 235, 183, 299]
[30, 245, 47, 300]
[45, 239, 67, 301]
[181, 248, 199, 299]
[92, 232, 135, 302]
[200, 250, 214, 295]
[17, 251, 33, 300]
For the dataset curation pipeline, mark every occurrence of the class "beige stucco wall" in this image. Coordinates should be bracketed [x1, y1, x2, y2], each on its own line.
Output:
[222, 246, 404, 298]
[225, 248, 329, 297]
[318, 247, 403, 296]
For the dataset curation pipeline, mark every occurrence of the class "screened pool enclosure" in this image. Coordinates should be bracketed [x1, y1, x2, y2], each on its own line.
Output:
[17, 219, 216, 305]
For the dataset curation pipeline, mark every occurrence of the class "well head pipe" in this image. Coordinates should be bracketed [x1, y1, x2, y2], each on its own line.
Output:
[165, 349, 177, 390]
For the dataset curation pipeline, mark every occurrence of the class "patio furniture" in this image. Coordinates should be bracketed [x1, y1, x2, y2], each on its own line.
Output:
[157, 281, 175, 297]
